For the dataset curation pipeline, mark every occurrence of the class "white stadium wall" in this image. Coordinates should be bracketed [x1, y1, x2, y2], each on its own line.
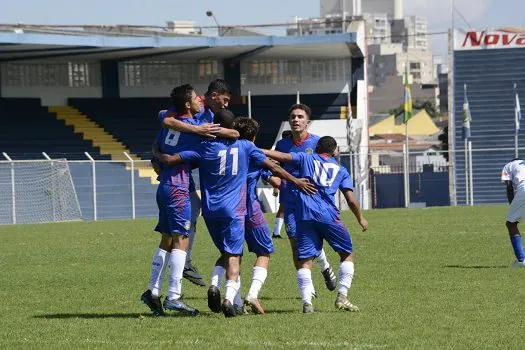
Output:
[241, 82, 349, 95]
[0, 61, 102, 106]
[120, 84, 209, 98]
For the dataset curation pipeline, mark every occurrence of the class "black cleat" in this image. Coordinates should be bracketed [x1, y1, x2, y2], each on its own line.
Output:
[222, 299, 236, 318]
[163, 297, 199, 316]
[140, 290, 165, 317]
[183, 263, 206, 287]
[207, 286, 222, 313]
[272, 234, 283, 239]
[322, 267, 337, 291]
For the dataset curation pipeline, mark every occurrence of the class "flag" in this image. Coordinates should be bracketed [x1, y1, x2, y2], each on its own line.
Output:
[462, 84, 472, 140]
[403, 66, 412, 124]
[515, 84, 522, 134]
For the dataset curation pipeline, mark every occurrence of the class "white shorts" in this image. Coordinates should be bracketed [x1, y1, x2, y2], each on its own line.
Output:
[507, 191, 525, 223]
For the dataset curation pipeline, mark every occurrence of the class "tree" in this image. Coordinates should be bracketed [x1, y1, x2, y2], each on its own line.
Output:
[438, 126, 449, 161]
[389, 100, 437, 118]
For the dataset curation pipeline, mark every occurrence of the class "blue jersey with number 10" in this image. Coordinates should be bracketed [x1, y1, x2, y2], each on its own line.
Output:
[179, 139, 267, 218]
[290, 152, 353, 223]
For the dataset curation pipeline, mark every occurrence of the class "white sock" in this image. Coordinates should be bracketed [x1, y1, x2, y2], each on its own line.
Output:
[210, 265, 226, 288]
[186, 191, 201, 264]
[234, 276, 242, 306]
[274, 217, 284, 236]
[297, 268, 313, 304]
[149, 248, 170, 297]
[337, 261, 355, 297]
[247, 266, 268, 299]
[225, 279, 239, 304]
[316, 249, 330, 272]
[167, 249, 187, 300]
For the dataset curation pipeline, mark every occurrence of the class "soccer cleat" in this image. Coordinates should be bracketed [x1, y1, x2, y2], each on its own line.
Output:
[163, 297, 199, 316]
[207, 286, 222, 313]
[511, 260, 525, 268]
[322, 267, 337, 291]
[222, 299, 236, 318]
[335, 293, 360, 312]
[183, 263, 206, 287]
[272, 234, 283, 239]
[244, 295, 265, 314]
[140, 290, 165, 317]
[303, 302, 314, 313]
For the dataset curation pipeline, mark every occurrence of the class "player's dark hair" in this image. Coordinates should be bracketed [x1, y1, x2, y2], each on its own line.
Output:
[206, 79, 232, 97]
[170, 84, 194, 112]
[214, 109, 236, 129]
[233, 117, 260, 141]
[281, 130, 293, 139]
[316, 136, 338, 155]
[288, 103, 312, 119]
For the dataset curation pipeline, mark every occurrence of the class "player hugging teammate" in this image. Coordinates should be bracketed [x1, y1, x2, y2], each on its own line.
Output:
[144, 79, 368, 317]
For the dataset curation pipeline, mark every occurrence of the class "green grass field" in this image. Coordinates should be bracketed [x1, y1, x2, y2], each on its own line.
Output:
[1, 205, 523, 349]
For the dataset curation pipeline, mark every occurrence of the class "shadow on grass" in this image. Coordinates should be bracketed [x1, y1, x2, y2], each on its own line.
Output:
[34, 312, 219, 319]
[444, 264, 509, 269]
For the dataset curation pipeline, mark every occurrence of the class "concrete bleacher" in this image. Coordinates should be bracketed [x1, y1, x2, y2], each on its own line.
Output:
[0, 98, 158, 220]
[0, 98, 110, 160]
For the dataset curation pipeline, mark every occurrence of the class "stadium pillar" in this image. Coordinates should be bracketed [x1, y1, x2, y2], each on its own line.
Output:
[223, 60, 241, 97]
[101, 60, 120, 98]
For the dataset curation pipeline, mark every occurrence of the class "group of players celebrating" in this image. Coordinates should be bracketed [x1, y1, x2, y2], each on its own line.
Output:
[141, 79, 368, 318]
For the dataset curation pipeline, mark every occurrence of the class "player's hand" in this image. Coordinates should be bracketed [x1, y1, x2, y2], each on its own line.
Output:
[195, 123, 221, 138]
[295, 178, 317, 195]
[272, 188, 279, 197]
[358, 217, 368, 232]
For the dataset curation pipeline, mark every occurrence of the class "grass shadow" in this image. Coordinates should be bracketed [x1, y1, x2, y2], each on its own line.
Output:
[34, 312, 218, 319]
[443, 264, 509, 269]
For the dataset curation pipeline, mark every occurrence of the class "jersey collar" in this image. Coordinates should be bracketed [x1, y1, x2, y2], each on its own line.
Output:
[293, 132, 311, 146]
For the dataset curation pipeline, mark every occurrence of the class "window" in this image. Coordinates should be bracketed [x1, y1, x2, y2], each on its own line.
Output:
[2, 62, 99, 87]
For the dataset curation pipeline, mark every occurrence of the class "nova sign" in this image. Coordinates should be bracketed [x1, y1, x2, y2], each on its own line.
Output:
[455, 29, 525, 50]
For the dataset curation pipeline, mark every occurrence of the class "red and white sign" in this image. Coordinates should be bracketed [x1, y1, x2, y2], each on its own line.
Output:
[455, 29, 525, 51]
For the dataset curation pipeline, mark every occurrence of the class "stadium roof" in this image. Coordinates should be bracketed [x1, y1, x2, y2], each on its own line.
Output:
[0, 29, 361, 62]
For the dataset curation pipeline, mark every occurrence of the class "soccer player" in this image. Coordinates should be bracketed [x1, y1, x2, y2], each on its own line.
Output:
[275, 104, 337, 292]
[152, 79, 238, 286]
[141, 84, 215, 317]
[264, 136, 368, 313]
[157, 110, 316, 317]
[272, 130, 293, 239]
[501, 158, 525, 267]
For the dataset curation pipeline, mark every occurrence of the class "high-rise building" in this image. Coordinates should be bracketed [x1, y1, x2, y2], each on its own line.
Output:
[321, 0, 403, 19]
[391, 16, 429, 51]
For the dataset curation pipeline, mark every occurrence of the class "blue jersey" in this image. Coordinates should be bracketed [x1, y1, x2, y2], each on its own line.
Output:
[157, 110, 206, 187]
[247, 166, 272, 216]
[290, 152, 353, 223]
[275, 133, 320, 205]
[179, 139, 267, 218]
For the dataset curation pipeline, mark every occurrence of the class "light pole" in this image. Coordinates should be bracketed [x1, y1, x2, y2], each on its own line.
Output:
[206, 10, 222, 36]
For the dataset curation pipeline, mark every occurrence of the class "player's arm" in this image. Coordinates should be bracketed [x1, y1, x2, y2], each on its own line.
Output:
[150, 141, 162, 175]
[162, 113, 220, 138]
[262, 159, 316, 195]
[341, 189, 368, 232]
[215, 127, 240, 139]
[151, 144, 185, 166]
[262, 149, 293, 163]
[506, 180, 514, 204]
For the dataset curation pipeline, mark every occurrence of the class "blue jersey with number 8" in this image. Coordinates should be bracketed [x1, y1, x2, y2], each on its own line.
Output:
[290, 152, 353, 223]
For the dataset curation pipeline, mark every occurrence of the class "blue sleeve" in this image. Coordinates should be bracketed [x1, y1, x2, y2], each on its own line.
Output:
[261, 169, 273, 182]
[290, 152, 305, 167]
[158, 110, 167, 123]
[339, 168, 353, 191]
[179, 150, 201, 164]
[275, 139, 284, 152]
[247, 143, 267, 167]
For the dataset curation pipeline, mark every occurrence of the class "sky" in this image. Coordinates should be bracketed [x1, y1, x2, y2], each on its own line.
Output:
[2, 0, 524, 56]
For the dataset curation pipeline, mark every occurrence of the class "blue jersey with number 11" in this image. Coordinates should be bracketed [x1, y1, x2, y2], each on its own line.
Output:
[179, 139, 267, 218]
[290, 152, 353, 223]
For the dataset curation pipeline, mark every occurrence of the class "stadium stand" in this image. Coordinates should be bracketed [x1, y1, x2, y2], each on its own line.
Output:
[0, 98, 109, 160]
